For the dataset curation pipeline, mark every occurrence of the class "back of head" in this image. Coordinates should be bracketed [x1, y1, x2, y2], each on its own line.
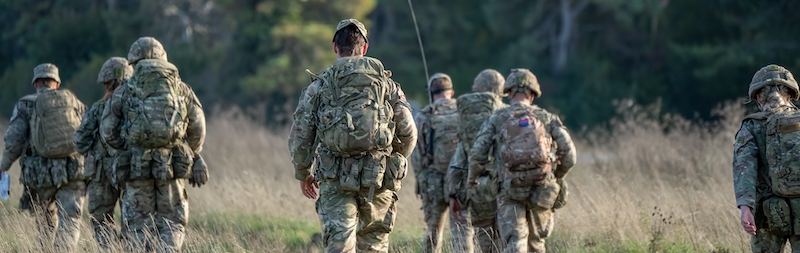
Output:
[749, 64, 799, 100]
[127, 37, 168, 65]
[428, 73, 453, 97]
[473, 69, 505, 96]
[333, 19, 368, 57]
[503, 68, 541, 98]
[98, 57, 133, 85]
[31, 63, 61, 85]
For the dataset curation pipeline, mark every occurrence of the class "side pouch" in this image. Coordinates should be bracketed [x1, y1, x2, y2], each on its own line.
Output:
[502, 179, 532, 202]
[114, 150, 132, 184]
[21, 157, 37, 186]
[360, 152, 386, 190]
[382, 153, 407, 191]
[790, 198, 800, 235]
[530, 176, 560, 210]
[552, 178, 568, 209]
[468, 174, 499, 223]
[425, 172, 446, 204]
[83, 154, 97, 180]
[339, 156, 361, 192]
[50, 159, 69, 186]
[763, 197, 792, 236]
[171, 144, 194, 179]
[151, 148, 174, 180]
[66, 155, 85, 182]
[316, 153, 339, 181]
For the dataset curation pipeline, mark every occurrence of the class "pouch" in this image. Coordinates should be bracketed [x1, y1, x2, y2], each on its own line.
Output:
[552, 178, 568, 209]
[468, 174, 499, 222]
[360, 152, 386, 190]
[425, 172, 446, 204]
[171, 144, 194, 179]
[114, 150, 132, 184]
[316, 153, 339, 181]
[530, 177, 560, 210]
[66, 155, 85, 182]
[382, 153, 407, 191]
[339, 156, 361, 192]
[503, 179, 532, 202]
[83, 154, 97, 180]
[151, 148, 174, 180]
[50, 159, 69, 186]
[763, 197, 792, 236]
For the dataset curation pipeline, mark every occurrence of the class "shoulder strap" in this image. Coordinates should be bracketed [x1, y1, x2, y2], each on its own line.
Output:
[744, 111, 771, 121]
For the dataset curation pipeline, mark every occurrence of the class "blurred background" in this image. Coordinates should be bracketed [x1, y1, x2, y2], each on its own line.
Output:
[1, 0, 799, 127]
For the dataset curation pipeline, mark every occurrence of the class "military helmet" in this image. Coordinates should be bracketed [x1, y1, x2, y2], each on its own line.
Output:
[97, 57, 133, 84]
[427, 73, 453, 94]
[127, 37, 168, 64]
[749, 64, 799, 100]
[503, 68, 541, 98]
[31, 63, 61, 84]
[472, 69, 506, 96]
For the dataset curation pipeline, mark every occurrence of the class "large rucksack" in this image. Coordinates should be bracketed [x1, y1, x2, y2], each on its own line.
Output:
[765, 110, 800, 197]
[427, 99, 459, 173]
[456, 92, 504, 152]
[315, 56, 395, 155]
[126, 59, 188, 149]
[499, 106, 553, 188]
[28, 89, 82, 158]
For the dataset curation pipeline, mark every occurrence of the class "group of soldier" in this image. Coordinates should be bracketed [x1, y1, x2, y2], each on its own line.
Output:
[0, 36, 208, 252]
[289, 18, 576, 253]
[288, 17, 800, 253]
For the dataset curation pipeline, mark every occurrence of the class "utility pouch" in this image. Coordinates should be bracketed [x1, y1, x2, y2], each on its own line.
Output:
[503, 179, 533, 202]
[763, 197, 792, 236]
[114, 150, 132, 184]
[383, 153, 407, 191]
[339, 156, 361, 192]
[83, 154, 97, 180]
[552, 178, 569, 209]
[171, 144, 194, 179]
[360, 152, 386, 190]
[66, 155, 84, 182]
[151, 148, 173, 180]
[468, 173, 499, 223]
[530, 175, 560, 210]
[316, 153, 339, 181]
[425, 171, 447, 204]
[50, 159, 69, 186]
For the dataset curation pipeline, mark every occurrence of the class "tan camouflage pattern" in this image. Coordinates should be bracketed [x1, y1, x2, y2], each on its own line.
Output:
[288, 59, 416, 252]
[335, 18, 368, 42]
[427, 73, 453, 93]
[469, 102, 576, 253]
[503, 69, 541, 98]
[97, 57, 133, 84]
[751, 229, 800, 252]
[748, 64, 799, 100]
[127, 37, 168, 64]
[74, 99, 124, 247]
[29, 180, 86, 252]
[101, 76, 205, 252]
[32, 63, 61, 84]
[472, 69, 506, 96]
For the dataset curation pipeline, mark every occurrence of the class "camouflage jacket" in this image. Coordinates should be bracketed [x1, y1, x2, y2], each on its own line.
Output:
[288, 66, 418, 181]
[732, 110, 785, 209]
[73, 99, 115, 177]
[1, 87, 86, 183]
[100, 81, 206, 154]
[411, 98, 457, 177]
[468, 102, 576, 182]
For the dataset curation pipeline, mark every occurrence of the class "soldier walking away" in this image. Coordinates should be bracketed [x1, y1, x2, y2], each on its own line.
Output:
[0, 63, 87, 252]
[73, 57, 133, 249]
[448, 69, 508, 252]
[412, 73, 460, 253]
[733, 64, 800, 252]
[100, 37, 208, 252]
[468, 69, 576, 253]
[288, 18, 417, 253]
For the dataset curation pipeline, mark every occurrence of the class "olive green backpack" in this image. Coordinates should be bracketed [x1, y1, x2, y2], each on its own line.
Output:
[126, 59, 188, 149]
[27, 89, 82, 158]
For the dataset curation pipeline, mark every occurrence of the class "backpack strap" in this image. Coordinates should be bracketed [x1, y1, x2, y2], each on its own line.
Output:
[19, 94, 37, 103]
[744, 111, 771, 121]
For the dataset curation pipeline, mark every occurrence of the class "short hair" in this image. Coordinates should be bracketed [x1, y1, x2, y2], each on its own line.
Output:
[430, 78, 453, 95]
[333, 25, 367, 56]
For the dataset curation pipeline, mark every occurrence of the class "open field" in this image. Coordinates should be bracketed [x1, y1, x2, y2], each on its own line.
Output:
[0, 101, 758, 252]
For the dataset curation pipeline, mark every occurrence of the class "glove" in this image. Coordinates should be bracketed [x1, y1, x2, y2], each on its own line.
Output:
[189, 154, 209, 187]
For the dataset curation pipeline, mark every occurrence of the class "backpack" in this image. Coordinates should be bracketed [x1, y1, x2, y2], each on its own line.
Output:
[427, 99, 459, 173]
[315, 56, 395, 155]
[456, 92, 504, 152]
[126, 59, 188, 149]
[28, 90, 82, 158]
[765, 110, 800, 197]
[499, 106, 553, 187]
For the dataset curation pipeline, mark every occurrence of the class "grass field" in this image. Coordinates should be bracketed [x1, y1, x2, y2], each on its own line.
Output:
[0, 100, 761, 252]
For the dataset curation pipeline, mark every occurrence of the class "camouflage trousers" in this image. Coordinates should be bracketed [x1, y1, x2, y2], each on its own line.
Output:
[497, 192, 554, 253]
[316, 181, 398, 253]
[450, 207, 475, 253]
[472, 218, 501, 253]
[26, 180, 86, 252]
[121, 178, 188, 253]
[751, 228, 800, 253]
[421, 170, 459, 253]
[88, 170, 123, 248]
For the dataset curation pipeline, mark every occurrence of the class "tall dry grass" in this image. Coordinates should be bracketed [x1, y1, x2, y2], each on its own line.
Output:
[0, 100, 758, 252]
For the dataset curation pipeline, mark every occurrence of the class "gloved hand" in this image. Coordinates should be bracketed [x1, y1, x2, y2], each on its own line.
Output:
[189, 154, 209, 187]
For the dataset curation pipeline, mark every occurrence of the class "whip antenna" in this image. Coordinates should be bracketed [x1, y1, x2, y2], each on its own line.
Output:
[407, 0, 429, 86]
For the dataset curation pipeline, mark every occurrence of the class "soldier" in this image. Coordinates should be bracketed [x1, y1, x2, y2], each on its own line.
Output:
[733, 64, 800, 252]
[0, 63, 87, 251]
[412, 73, 461, 253]
[468, 69, 576, 253]
[288, 18, 417, 253]
[448, 69, 508, 252]
[73, 57, 133, 248]
[100, 37, 208, 252]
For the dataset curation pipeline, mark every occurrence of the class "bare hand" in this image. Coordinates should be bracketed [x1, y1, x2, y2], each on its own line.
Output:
[301, 175, 319, 199]
[740, 205, 756, 235]
[450, 198, 467, 224]
[468, 180, 480, 187]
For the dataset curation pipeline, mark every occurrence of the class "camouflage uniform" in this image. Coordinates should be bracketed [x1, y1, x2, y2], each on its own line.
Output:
[733, 65, 800, 252]
[469, 69, 576, 253]
[412, 73, 462, 253]
[74, 57, 133, 248]
[288, 19, 417, 253]
[100, 37, 206, 252]
[1, 63, 87, 252]
[447, 69, 508, 253]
